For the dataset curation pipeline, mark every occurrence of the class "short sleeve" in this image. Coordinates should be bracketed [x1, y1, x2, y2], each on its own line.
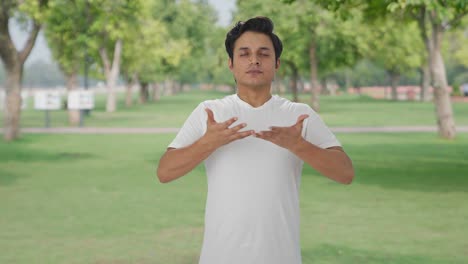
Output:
[303, 109, 341, 149]
[168, 103, 207, 149]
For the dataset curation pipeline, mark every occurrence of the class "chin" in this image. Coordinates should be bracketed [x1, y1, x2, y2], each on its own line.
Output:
[240, 80, 271, 89]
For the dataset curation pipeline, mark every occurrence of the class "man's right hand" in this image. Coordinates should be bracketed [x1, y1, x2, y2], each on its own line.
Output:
[157, 108, 254, 183]
[201, 108, 254, 149]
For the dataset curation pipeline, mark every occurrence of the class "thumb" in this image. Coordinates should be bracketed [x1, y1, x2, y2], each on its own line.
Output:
[295, 114, 309, 127]
[205, 108, 216, 125]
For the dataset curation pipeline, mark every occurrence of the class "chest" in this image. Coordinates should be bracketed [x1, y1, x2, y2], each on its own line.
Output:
[213, 105, 298, 133]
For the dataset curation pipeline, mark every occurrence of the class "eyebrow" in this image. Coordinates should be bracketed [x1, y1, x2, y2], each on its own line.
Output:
[238, 47, 271, 52]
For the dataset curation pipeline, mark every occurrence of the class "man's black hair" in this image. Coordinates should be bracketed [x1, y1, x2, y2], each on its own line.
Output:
[225, 16, 283, 62]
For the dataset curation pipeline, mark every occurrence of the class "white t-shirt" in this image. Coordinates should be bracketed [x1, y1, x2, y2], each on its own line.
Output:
[168, 94, 341, 264]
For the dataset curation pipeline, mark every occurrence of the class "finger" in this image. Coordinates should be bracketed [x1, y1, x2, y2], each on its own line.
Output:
[269, 126, 284, 132]
[255, 132, 275, 143]
[255, 131, 275, 138]
[294, 114, 309, 127]
[205, 108, 216, 125]
[228, 130, 254, 142]
[235, 130, 255, 139]
[230, 123, 247, 132]
[221, 117, 238, 128]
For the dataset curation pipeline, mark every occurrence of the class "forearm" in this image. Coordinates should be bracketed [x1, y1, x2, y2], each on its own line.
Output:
[157, 138, 216, 183]
[291, 139, 354, 184]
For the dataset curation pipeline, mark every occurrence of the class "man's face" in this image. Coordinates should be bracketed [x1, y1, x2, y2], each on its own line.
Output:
[229, 31, 280, 90]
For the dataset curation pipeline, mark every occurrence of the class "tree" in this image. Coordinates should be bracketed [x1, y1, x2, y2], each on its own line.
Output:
[83, 0, 142, 113]
[160, 0, 220, 87]
[45, 0, 89, 125]
[236, 0, 364, 111]
[366, 19, 422, 100]
[444, 19, 468, 86]
[312, 0, 468, 139]
[122, 0, 190, 104]
[0, 0, 48, 141]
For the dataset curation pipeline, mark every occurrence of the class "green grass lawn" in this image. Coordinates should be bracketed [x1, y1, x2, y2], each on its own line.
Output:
[1, 133, 467, 263]
[3, 90, 468, 128]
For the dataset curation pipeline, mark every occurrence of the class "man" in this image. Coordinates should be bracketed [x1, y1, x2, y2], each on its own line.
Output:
[157, 16, 354, 264]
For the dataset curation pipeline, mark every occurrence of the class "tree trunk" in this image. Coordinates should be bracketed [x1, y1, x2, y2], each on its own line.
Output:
[125, 82, 133, 107]
[125, 73, 137, 107]
[416, 7, 432, 102]
[417, 8, 455, 138]
[139, 82, 149, 104]
[65, 72, 80, 126]
[389, 71, 400, 101]
[309, 41, 320, 112]
[152, 83, 161, 101]
[290, 69, 298, 102]
[345, 68, 352, 93]
[99, 39, 122, 113]
[3, 65, 22, 141]
[164, 79, 173, 96]
[286, 61, 299, 102]
[0, 11, 42, 141]
[429, 19, 456, 139]
[321, 78, 327, 95]
[174, 82, 181, 94]
[419, 56, 431, 102]
[298, 78, 304, 93]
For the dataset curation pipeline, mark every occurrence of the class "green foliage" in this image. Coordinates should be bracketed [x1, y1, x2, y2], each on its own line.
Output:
[235, 0, 365, 82]
[158, 0, 223, 84]
[346, 59, 388, 87]
[16, 0, 50, 23]
[43, 0, 145, 82]
[22, 61, 65, 87]
[9, 0, 468, 90]
[444, 19, 468, 68]
[45, 0, 89, 75]
[120, 1, 189, 83]
[366, 19, 423, 76]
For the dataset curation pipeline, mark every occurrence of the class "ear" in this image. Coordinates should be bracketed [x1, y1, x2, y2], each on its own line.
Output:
[228, 58, 233, 71]
[275, 59, 281, 70]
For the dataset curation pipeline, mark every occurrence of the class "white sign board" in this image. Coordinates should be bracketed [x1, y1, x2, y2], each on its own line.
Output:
[0, 90, 4, 110]
[68, 90, 94, 110]
[34, 91, 62, 110]
[21, 91, 28, 109]
[0, 91, 28, 109]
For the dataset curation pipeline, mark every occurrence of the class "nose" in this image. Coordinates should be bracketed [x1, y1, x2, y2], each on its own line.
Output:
[249, 56, 260, 65]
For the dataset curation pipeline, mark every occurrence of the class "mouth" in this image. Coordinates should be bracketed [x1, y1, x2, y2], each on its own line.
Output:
[246, 70, 263, 74]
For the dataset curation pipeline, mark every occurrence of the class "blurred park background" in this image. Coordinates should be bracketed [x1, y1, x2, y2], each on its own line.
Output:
[1, 0, 468, 263]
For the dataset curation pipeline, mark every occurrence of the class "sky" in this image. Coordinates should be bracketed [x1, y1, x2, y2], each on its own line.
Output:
[9, 0, 236, 66]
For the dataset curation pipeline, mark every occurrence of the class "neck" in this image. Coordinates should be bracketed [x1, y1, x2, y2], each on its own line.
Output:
[236, 87, 272, 108]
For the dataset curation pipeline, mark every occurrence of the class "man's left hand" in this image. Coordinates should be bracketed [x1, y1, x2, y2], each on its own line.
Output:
[255, 114, 309, 150]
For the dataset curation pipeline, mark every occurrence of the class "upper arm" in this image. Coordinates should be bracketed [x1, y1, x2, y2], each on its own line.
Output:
[168, 103, 207, 149]
[303, 109, 341, 149]
[327, 146, 344, 152]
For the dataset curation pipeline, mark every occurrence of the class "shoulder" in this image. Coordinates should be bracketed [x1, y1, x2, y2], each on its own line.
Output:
[272, 95, 316, 115]
[200, 94, 237, 109]
[196, 94, 238, 121]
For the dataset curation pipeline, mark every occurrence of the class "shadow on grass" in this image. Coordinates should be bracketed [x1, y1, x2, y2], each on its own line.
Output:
[0, 169, 24, 186]
[302, 243, 460, 264]
[305, 134, 468, 193]
[0, 137, 96, 163]
[0, 145, 95, 185]
[0, 147, 95, 163]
